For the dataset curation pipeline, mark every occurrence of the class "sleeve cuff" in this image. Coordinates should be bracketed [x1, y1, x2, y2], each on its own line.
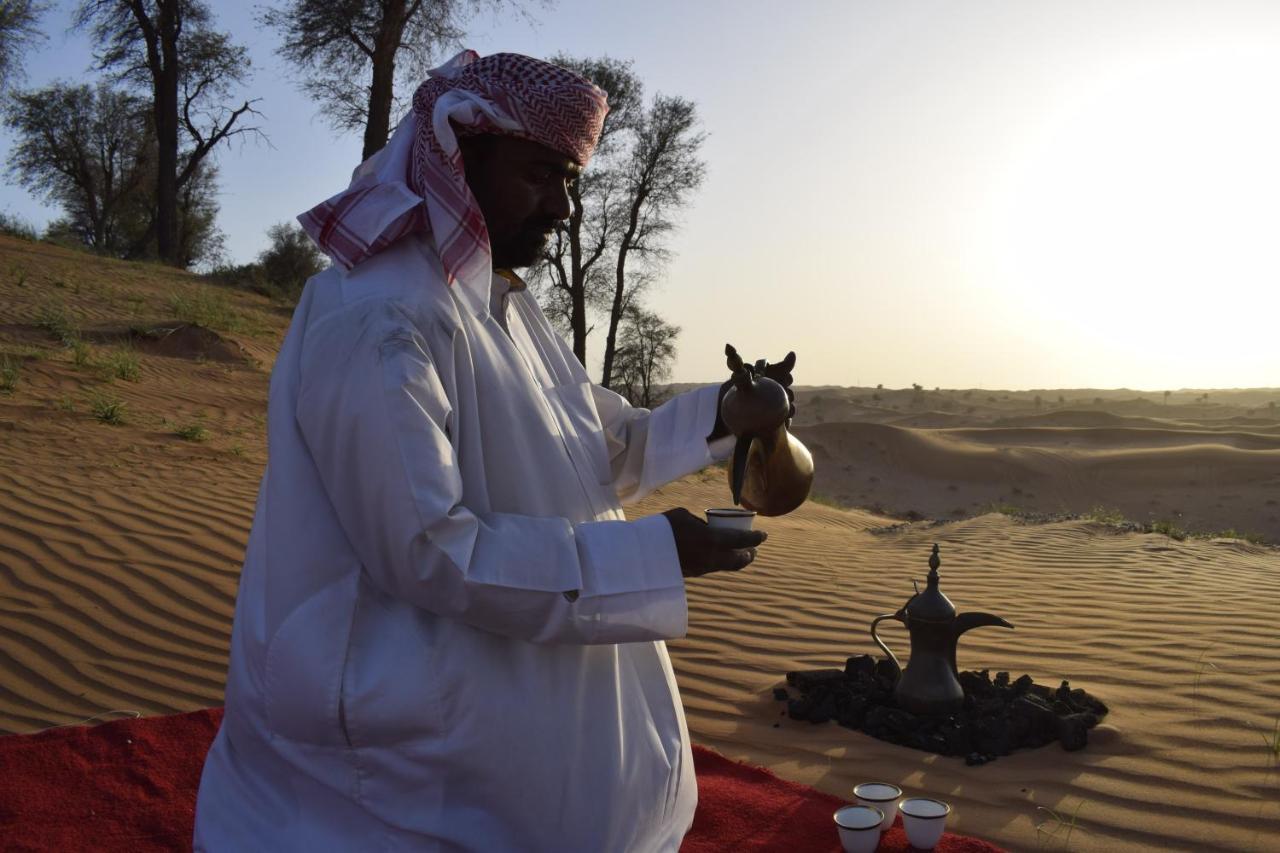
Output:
[571, 514, 688, 641]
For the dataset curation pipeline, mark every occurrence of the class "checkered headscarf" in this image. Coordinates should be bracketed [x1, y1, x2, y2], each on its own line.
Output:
[298, 50, 608, 309]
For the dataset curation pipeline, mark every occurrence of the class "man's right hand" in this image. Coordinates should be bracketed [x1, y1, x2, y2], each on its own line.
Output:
[661, 508, 768, 578]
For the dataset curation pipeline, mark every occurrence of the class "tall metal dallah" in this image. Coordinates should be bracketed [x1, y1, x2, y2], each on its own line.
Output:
[718, 344, 814, 516]
[871, 545, 1013, 716]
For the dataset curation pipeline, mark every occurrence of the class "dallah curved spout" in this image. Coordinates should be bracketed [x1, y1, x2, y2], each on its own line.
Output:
[953, 611, 1013, 637]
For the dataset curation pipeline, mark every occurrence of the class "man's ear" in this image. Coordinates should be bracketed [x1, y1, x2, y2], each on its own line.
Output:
[457, 134, 494, 179]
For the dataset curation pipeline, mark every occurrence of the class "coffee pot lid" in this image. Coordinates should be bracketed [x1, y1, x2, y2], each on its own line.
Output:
[905, 544, 956, 623]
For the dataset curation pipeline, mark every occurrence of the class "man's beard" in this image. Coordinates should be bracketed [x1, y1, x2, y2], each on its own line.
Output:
[498, 222, 557, 269]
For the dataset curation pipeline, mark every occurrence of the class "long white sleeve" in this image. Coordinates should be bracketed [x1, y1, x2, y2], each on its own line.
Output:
[591, 383, 736, 504]
[294, 312, 687, 645]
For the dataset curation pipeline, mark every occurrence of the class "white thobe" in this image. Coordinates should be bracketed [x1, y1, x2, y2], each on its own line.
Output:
[193, 233, 731, 852]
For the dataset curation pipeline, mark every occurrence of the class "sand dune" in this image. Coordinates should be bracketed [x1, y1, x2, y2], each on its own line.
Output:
[3, 237, 1279, 851]
[796, 420, 1280, 542]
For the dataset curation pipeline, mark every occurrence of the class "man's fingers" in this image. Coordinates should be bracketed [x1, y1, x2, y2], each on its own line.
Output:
[711, 547, 757, 571]
[708, 528, 767, 549]
[778, 351, 796, 373]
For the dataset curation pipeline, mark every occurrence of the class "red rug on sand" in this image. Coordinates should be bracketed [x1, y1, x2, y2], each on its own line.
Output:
[0, 709, 1003, 851]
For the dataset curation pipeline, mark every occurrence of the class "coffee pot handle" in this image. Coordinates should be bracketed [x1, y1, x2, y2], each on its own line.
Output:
[870, 613, 904, 682]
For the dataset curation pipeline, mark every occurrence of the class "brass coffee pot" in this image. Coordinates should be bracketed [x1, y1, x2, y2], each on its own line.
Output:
[870, 545, 1013, 716]
[719, 344, 814, 516]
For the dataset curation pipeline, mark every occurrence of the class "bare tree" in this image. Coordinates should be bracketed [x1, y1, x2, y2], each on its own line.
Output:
[528, 57, 704, 385]
[598, 95, 705, 389]
[0, 0, 47, 92]
[262, 0, 534, 162]
[611, 304, 679, 408]
[535, 55, 643, 363]
[74, 0, 261, 267]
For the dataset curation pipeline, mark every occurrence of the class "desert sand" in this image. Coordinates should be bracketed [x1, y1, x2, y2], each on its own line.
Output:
[2, 236, 1279, 851]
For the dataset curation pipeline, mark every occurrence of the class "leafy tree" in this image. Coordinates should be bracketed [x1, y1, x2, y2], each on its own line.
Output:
[5, 81, 149, 252]
[5, 80, 222, 264]
[0, 0, 47, 92]
[74, 0, 261, 267]
[262, 0, 532, 161]
[610, 304, 679, 408]
[257, 221, 326, 299]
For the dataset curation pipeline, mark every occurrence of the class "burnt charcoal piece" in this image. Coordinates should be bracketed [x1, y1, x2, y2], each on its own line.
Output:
[873, 659, 900, 688]
[786, 669, 846, 691]
[775, 657, 1107, 764]
[1056, 713, 1098, 751]
[845, 655, 876, 680]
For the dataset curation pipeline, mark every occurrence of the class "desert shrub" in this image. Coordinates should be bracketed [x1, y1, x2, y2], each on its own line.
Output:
[89, 393, 126, 425]
[0, 356, 19, 394]
[104, 347, 140, 381]
[0, 212, 39, 241]
[35, 301, 78, 345]
[258, 223, 325, 300]
[1086, 505, 1127, 525]
[210, 223, 325, 302]
[71, 339, 92, 366]
[175, 423, 209, 441]
[171, 287, 242, 332]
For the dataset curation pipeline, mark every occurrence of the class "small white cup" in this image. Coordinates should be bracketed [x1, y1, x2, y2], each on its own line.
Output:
[833, 804, 883, 853]
[705, 508, 756, 531]
[853, 781, 902, 831]
[900, 797, 951, 850]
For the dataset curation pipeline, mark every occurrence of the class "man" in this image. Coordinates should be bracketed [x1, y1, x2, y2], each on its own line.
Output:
[194, 51, 790, 851]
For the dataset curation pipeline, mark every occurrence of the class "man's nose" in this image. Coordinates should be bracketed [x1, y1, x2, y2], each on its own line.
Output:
[544, 181, 572, 222]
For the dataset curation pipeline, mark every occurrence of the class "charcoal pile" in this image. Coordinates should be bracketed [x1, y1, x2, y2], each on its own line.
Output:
[774, 655, 1108, 765]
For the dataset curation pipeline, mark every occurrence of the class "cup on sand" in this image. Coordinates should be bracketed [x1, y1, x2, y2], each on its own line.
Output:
[832, 804, 883, 853]
[704, 508, 756, 531]
[853, 781, 902, 831]
[899, 797, 951, 850]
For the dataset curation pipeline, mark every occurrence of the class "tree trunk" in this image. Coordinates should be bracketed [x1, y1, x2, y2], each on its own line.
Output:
[600, 193, 644, 389]
[154, 1, 180, 265]
[567, 183, 587, 365]
[362, 0, 405, 162]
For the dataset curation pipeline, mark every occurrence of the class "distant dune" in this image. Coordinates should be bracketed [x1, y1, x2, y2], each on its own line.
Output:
[794, 419, 1280, 541]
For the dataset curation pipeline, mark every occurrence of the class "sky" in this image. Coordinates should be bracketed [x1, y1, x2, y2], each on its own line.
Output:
[3, 0, 1280, 391]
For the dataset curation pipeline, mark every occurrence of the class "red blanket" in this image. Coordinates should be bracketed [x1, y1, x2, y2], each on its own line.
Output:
[0, 709, 1003, 851]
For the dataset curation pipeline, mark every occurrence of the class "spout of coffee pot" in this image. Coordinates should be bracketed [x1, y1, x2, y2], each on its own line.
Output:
[729, 435, 751, 505]
[953, 611, 1014, 637]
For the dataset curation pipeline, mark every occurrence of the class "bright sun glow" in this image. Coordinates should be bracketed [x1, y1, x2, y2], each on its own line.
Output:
[989, 46, 1280, 389]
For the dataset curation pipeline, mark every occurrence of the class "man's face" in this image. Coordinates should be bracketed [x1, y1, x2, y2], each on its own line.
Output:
[460, 135, 582, 270]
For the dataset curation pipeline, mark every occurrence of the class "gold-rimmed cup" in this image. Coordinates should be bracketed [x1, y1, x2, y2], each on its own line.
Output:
[899, 797, 951, 850]
[833, 804, 884, 853]
[853, 781, 902, 831]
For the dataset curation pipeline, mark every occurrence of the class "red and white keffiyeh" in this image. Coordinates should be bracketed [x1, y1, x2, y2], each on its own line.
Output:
[297, 50, 608, 310]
